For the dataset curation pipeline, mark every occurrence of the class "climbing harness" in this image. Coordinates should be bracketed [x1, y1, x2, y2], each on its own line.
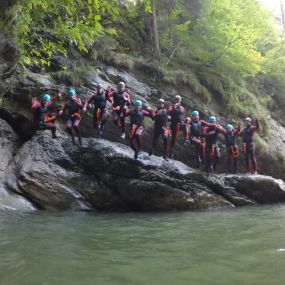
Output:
[130, 124, 137, 138]
[71, 112, 81, 120]
[231, 145, 239, 158]
[44, 114, 56, 123]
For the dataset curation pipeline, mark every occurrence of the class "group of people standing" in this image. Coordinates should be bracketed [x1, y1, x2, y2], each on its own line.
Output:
[31, 81, 260, 174]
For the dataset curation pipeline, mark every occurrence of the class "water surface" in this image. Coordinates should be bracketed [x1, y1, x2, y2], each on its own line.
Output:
[1, 206, 285, 285]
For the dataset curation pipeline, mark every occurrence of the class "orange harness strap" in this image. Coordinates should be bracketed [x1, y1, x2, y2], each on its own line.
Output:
[175, 124, 180, 141]
[71, 112, 81, 120]
[44, 114, 56, 123]
[231, 145, 239, 158]
[130, 124, 137, 138]
[96, 109, 101, 119]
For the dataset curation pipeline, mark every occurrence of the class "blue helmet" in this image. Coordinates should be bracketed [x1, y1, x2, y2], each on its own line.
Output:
[208, 116, 216, 123]
[42, 93, 51, 102]
[225, 124, 233, 129]
[135, 99, 142, 106]
[67, 88, 76, 96]
[191, 111, 199, 116]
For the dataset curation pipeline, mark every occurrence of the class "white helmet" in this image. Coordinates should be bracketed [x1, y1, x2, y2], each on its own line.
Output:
[158, 98, 165, 103]
[245, 117, 252, 122]
[174, 95, 181, 102]
[118, 82, 125, 88]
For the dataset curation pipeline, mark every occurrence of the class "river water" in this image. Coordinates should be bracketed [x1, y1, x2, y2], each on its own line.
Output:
[1, 205, 285, 285]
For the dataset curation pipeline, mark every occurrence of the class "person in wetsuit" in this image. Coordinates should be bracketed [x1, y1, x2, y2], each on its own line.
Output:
[107, 82, 131, 139]
[59, 88, 83, 145]
[148, 98, 170, 160]
[221, 123, 241, 174]
[31, 93, 60, 138]
[185, 111, 214, 168]
[83, 83, 111, 138]
[203, 116, 224, 173]
[123, 99, 152, 160]
[239, 117, 260, 174]
[167, 95, 186, 158]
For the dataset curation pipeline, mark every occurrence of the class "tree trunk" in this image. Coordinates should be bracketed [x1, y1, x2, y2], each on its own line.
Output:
[281, 0, 285, 30]
[151, 0, 160, 58]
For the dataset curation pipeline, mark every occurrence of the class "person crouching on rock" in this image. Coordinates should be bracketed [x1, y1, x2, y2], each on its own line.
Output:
[83, 83, 111, 138]
[148, 98, 170, 161]
[167, 95, 186, 158]
[123, 99, 152, 160]
[59, 88, 83, 145]
[203, 116, 224, 173]
[107, 82, 131, 139]
[221, 123, 241, 174]
[239, 117, 260, 174]
[31, 93, 60, 138]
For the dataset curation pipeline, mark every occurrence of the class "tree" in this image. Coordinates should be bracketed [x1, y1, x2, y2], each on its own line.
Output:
[4, 0, 119, 66]
[158, 0, 277, 79]
[151, 0, 160, 58]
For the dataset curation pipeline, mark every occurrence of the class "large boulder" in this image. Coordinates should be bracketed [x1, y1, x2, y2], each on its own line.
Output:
[0, 119, 35, 210]
[0, 35, 18, 76]
[224, 175, 285, 204]
[1, 130, 285, 212]
[0, 119, 19, 173]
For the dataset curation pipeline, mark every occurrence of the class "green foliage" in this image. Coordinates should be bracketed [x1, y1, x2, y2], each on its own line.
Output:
[255, 133, 269, 155]
[263, 41, 285, 95]
[5, 0, 119, 67]
[160, 0, 276, 79]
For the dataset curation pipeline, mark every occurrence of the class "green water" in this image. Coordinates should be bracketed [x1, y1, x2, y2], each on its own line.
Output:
[1, 206, 285, 285]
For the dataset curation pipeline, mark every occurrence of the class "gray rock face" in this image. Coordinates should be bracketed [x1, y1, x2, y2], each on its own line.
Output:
[0, 119, 35, 210]
[1, 123, 285, 212]
[0, 119, 19, 173]
[0, 35, 18, 76]
[0, 34, 18, 96]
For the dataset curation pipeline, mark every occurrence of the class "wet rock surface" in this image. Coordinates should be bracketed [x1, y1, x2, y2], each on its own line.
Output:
[0, 119, 35, 210]
[1, 120, 285, 212]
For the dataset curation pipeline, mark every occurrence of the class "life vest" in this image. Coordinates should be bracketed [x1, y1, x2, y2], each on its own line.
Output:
[170, 106, 184, 125]
[242, 126, 254, 144]
[205, 125, 219, 145]
[154, 109, 168, 128]
[113, 91, 127, 107]
[130, 110, 144, 126]
[93, 92, 106, 108]
[191, 121, 202, 137]
[66, 100, 81, 117]
[225, 131, 237, 147]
